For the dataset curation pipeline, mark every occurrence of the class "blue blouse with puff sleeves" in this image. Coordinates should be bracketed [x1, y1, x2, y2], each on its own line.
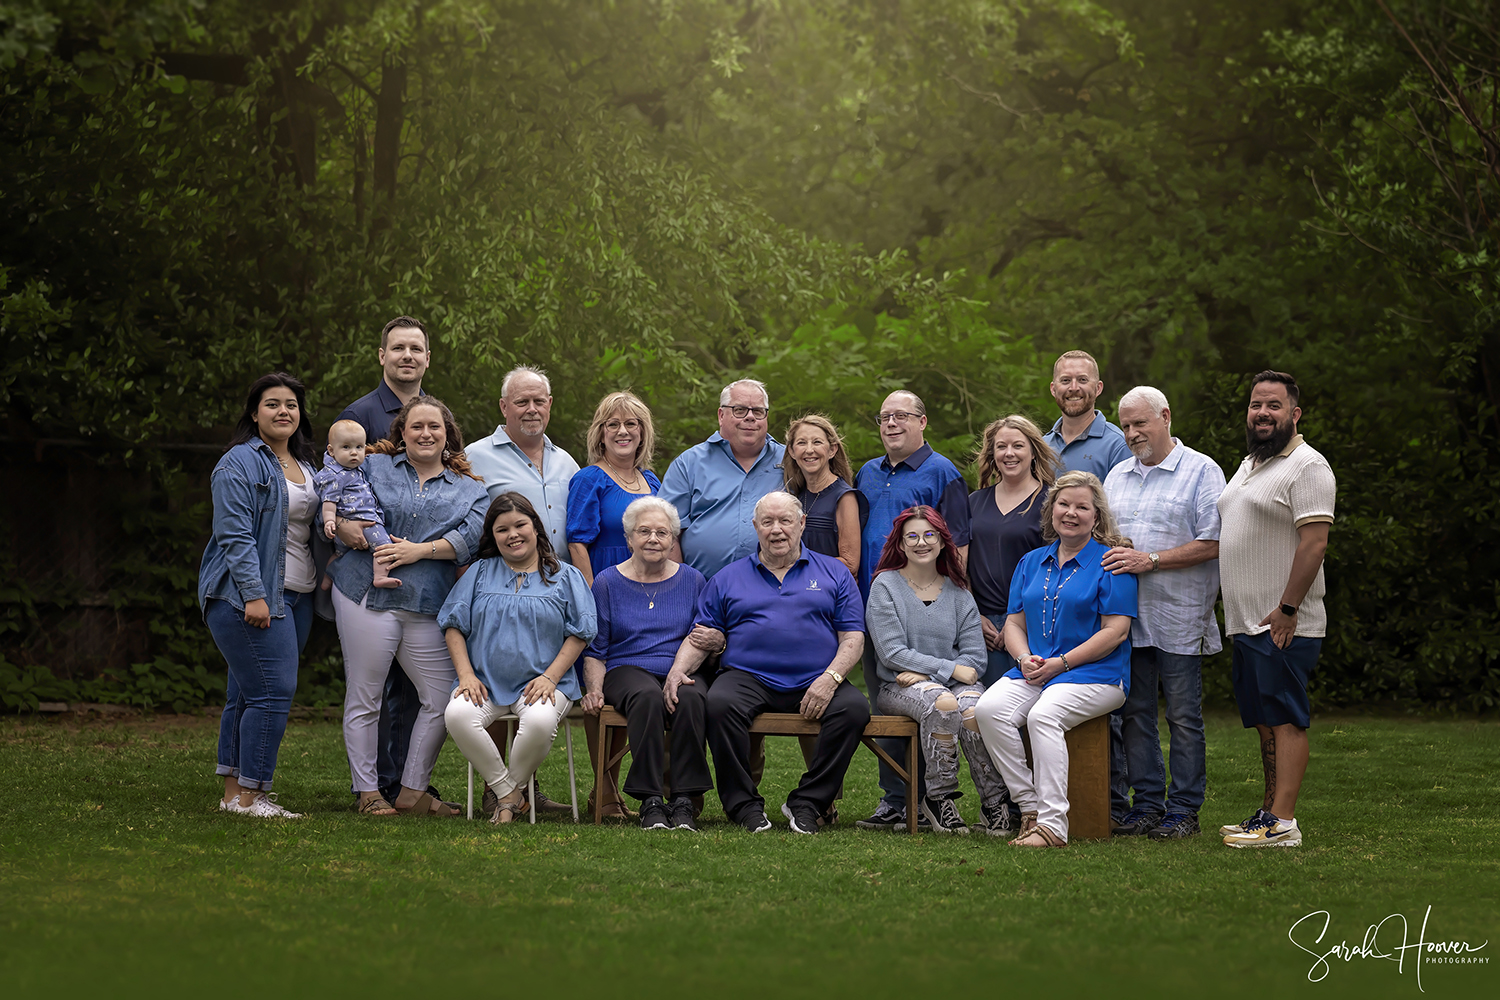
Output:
[437, 559, 598, 704]
[327, 452, 489, 615]
[1004, 537, 1138, 693]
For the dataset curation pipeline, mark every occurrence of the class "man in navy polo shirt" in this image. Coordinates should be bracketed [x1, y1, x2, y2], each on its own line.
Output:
[333, 316, 435, 806]
[663, 492, 869, 834]
[337, 316, 429, 445]
[853, 389, 971, 831]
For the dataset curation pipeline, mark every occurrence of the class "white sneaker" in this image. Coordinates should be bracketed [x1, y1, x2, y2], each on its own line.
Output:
[244, 792, 304, 819]
[219, 797, 249, 814]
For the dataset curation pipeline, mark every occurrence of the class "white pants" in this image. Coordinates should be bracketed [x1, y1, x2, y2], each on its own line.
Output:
[974, 677, 1125, 842]
[333, 587, 456, 793]
[445, 693, 571, 800]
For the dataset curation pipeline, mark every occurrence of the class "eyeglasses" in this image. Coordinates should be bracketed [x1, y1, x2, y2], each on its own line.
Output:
[632, 527, 674, 540]
[877, 411, 921, 425]
[902, 531, 938, 544]
[723, 405, 769, 420]
[604, 419, 642, 432]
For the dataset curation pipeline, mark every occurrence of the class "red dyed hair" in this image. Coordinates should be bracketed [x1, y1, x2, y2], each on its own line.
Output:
[872, 506, 969, 589]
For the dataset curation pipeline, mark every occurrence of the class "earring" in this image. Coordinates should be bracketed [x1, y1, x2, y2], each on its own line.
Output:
[442, 449, 452, 460]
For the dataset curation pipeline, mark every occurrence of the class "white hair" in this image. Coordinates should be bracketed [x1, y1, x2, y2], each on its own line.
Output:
[501, 365, 552, 398]
[1118, 385, 1171, 425]
[719, 378, 770, 408]
[753, 490, 803, 520]
[621, 496, 682, 537]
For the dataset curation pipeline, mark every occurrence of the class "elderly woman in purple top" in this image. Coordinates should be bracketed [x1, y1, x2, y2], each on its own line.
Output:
[580, 497, 709, 831]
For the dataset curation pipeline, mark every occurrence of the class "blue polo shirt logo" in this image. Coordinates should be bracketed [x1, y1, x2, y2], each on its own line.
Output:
[807, 579, 821, 591]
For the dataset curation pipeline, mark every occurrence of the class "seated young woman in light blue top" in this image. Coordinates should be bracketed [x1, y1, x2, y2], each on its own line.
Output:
[973, 471, 1138, 848]
[440, 492, 598, 824]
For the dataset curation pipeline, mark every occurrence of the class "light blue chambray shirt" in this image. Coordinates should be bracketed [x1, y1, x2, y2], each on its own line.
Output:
[658, 432, 786, 579]
[466, 425, 581, 563]
[1103, 439, 1227, 656]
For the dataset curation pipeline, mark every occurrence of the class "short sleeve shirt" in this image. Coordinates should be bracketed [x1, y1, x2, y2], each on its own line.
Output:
[696, 548, 865, 691]
[1044, 411, 1133, 483]
[1217, 435, 1336, 637]
[1005, 538, 1138, 692]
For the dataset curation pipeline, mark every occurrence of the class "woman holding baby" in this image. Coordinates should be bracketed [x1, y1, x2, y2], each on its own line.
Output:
[328, 395, 490, 817]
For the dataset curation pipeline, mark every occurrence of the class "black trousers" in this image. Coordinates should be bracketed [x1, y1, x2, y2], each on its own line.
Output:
[603, 665, 712, 801]
[706, 669, 870, 823]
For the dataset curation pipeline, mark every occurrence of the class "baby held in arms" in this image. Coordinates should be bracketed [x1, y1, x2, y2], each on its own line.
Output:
[313, 419, 401, 589]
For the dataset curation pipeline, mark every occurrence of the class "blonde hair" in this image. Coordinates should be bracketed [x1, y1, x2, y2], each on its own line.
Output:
[328, 419, 366, 446]
[1052, 349, 1101, 380]
[975, 414, 1061, 490]
[586, 391, 656, 471]
[782, 414, 856, 494]
[1040, 470, 1131, 548]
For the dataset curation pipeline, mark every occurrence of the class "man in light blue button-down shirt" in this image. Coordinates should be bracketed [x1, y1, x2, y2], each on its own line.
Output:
[467, 366, 581, 564]
[659, 379, 787, 580]
[1102, 386, 1227, 842]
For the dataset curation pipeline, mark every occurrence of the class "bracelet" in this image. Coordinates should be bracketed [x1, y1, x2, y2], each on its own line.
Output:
[430, 541, 437, 557]
[1060, 653, 1070, 672]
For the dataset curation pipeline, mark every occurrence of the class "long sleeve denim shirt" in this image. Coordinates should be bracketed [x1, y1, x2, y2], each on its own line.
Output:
[198, 438, 295, 618]
[326, 452, 490, 615]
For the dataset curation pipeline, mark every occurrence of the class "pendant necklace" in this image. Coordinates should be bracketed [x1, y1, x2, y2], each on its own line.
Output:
[1040, 559, 1081, 638]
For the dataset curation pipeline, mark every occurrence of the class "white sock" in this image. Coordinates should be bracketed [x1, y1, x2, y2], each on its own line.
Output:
[1276, 816, 1297, 829]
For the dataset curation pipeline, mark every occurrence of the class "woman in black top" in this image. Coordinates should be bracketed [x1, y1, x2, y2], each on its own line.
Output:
[784, 413, 868, 577]
[967, 414, 1061, 682]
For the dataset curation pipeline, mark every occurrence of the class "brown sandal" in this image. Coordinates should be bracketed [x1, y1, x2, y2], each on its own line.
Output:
[357, 794, 398, 816]
[1008, 811, 1039, 844]
[1011, 824, 1067, 848]
[489, 794, 527, 825]
[395, 792, 460, 818]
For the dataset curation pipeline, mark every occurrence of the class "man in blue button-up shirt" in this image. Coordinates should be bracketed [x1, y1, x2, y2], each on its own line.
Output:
[1103, 387, 1226, 842]
[659, 379, 787, 579]
[1043, 350, 1132, 481]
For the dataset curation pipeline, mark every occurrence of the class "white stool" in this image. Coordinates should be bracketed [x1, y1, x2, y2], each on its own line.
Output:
[465, 704, 584, 823]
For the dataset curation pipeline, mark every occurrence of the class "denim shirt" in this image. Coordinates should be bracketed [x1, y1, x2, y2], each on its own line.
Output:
[327, 452, 490, 615]
[198, 438, 293, 617]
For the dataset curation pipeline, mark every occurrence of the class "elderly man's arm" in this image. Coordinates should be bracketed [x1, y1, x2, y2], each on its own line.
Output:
[798, 630, 864, 721]
[662, 633, 712, 711]
[1103, 539, 1219, 575]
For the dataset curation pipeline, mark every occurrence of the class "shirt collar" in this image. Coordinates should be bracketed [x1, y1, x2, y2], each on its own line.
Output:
[707, 431, 779, 468]
[882, 441, 934, 472]
[1041, 536, 1099, 568]
[1048, 410, 1108, 441]
[490, 425, 556, 454]
[393, 449, 458, 484]
[375, 378, 420, 414]
[750, 546, 809, 572]
[1128, 437, 1185, 476]
[1278, 433, 1306, 458]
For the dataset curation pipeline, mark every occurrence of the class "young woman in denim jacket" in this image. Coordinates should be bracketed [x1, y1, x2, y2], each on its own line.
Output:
[328, 396, 489, 817]
[198, 372, 322, 819]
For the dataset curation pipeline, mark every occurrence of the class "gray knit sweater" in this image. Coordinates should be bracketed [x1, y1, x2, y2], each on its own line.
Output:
[865, 571, 988, 685]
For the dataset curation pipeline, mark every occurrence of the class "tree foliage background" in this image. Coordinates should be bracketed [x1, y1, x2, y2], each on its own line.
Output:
[2, 0, 1496, 711]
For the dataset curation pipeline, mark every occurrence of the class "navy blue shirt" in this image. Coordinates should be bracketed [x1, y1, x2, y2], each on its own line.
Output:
[696, 547, 865, 691]
[338, 380, 421, 446]
[855, 443, 972, 598]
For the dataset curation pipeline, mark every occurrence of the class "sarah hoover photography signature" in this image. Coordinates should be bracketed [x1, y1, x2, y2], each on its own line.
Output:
[1289, 906, 1488, 992]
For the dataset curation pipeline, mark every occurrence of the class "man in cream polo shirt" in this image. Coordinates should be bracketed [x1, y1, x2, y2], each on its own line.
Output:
[1217, 371, 1335, 849]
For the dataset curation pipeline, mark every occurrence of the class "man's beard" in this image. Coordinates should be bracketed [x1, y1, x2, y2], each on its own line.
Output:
[1246, 418, 1295, 462]
[1058, 394, 1094, 418]
[1128, 440, 1154, 463]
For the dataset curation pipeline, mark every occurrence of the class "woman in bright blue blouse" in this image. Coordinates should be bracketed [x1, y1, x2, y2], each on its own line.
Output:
[441, 492, 598, 824]
[566, 391, 663, 587]
[974, 470, 1137, 848]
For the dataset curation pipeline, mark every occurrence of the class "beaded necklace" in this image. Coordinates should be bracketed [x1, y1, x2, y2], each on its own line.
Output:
[1039, 556, 1082, 638]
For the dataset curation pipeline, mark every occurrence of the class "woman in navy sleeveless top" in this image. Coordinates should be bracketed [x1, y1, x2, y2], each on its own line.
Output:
[784, 414, 868, 578]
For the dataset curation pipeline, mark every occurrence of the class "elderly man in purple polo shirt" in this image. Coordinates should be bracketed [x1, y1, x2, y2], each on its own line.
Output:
[1103, 386, 1226, 841]
[663, 492, 869, 834]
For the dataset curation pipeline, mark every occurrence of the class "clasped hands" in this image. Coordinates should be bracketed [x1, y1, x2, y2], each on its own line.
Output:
[1019, 654, 1064, 686]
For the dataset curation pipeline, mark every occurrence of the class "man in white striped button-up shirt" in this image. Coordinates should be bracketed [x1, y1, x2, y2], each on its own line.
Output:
[1102, 386, 1227, 842]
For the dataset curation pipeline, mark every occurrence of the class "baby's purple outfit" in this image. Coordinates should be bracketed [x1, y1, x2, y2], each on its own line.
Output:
[312, 455, 392, 548]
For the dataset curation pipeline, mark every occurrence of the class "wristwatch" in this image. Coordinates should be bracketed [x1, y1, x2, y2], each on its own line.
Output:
[1148, 552, 1161, 571]
[825, 669, 845, 684]
[1280, 603, 1298, 617]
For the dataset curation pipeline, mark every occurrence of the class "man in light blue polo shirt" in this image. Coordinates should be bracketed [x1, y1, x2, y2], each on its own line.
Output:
[467, 365, 581, 563]
[659, 379, 786, 579]
[1043, 350, 1132, 480]
[1103, 386, 1226, 842]
[663, 492, 868, 835]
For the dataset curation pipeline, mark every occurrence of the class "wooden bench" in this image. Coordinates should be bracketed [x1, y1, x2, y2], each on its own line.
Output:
[596, 707, 921, 832]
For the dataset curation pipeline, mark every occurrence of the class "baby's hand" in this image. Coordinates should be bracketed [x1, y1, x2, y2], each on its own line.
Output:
[323, 519, 337, 540]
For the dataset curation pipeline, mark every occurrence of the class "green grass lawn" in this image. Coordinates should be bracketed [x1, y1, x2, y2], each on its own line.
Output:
[1, 711, 1496, 999]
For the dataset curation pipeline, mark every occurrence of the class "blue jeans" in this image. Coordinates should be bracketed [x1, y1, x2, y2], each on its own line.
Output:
[1118, 647, 1206, 815]
[210, 590, 313, 791]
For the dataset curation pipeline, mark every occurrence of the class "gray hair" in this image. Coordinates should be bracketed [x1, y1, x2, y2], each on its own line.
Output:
[501, 365, 552, 398]
[753, 490, 804, 520]
[1118, 385, 1171, 425]
[621, 496, 682, 537]
[719, 378, 770, 408]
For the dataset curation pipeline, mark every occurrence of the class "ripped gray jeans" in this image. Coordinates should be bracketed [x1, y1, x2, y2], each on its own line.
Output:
[876, 679, 1011, 807]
